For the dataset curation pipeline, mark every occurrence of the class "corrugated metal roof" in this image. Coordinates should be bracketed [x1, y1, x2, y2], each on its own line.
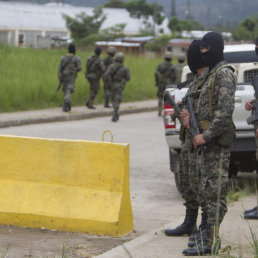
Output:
[0, 2, 170, 34]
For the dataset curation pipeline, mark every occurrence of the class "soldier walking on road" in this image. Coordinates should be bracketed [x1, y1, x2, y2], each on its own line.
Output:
[165, 40, 209, 238]
[102, 46, 116, 108]
[155, 52, 176, 116]
[182, 32, 236, 256]
[104, 52, 130, 122]
[85, 47, 105, 109]
[58, 43, 81, 112]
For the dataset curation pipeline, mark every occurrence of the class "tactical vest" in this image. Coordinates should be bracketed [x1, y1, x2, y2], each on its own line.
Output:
[198, 64, 236, 148]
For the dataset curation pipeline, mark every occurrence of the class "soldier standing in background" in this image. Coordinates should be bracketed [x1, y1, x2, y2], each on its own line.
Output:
[165, 40, 209, 237]
[174, 54, 186, 85]
[102, 46, 116, 108]
[58, 43, 81, 112]
[85, 47, 105, 109]
[183, 32, 236, 256]
[104, 52, 130, 122]
[155, 52, 176, 116]
[243, 37, 258, 220]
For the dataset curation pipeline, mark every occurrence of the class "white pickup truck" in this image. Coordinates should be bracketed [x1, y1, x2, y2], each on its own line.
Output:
[163, 44, 258, 187]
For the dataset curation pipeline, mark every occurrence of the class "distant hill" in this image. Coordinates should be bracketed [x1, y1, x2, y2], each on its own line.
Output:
[3, 0, 258, 29]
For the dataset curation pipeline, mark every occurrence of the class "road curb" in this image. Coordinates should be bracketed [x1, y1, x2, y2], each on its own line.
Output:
[0, 105, 157, 128]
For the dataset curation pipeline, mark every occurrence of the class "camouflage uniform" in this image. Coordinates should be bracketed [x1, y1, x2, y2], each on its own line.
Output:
[102, 52, 114, 107]
[85, 54, 105, 107]
[104, 53, 130, 122]
[155, 60, 176, 115]
[196, 61, 236, 226]
[58, 53, 81, 111]
[179, 69, 209, 210]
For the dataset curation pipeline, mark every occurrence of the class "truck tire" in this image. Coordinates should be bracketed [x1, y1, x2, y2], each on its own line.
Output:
[169, 149, 180, 190]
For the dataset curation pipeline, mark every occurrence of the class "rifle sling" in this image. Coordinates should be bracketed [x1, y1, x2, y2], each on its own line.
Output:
[87, 57, 98, 72]
[61, 55, 74, 74]
[111, 65, 123, 79]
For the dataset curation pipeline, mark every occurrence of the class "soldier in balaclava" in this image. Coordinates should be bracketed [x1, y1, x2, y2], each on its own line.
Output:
[165, 40, 209, 242]
[58, 43, 81, 112]
[85, 46, 105, 109]
[183, 32, 236, 256]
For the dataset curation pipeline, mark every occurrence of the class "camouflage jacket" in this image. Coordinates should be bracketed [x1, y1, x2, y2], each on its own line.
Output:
[155, 61, 176, 87]
[85, 55, 105, 80]
[102, 55, 114, 80]
[182, 68, 209, 142]
[104, 61, 130, 89]
[196, 61, 236, 143]
[58, 54, 81, 80]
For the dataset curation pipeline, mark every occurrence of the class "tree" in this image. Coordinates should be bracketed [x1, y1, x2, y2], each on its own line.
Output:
[125, 0, 165, 35]
[104, 0, 125, 8]
[232, 14, 258, 40]
[62, 7, 106, 41]
[168, 16, 205, 33]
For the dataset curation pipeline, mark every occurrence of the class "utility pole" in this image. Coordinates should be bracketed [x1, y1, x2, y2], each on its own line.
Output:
[186, 0, 191, 20]
[207, 6, 211, 29]
[170, 0, 176, 18]
[153, 0, 157, 36]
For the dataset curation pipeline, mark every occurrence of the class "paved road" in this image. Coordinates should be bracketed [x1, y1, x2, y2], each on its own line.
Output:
[0, 111, 182, 257]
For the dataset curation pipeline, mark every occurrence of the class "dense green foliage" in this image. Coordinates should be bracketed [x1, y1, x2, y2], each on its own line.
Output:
[104, 0, 125, 8]
[168, 16, 205, 33]
[232, 14, 258, 41]
[62, 7, 106, 42]
[125, 0, 165, 35]
[0, 45, 161, 112]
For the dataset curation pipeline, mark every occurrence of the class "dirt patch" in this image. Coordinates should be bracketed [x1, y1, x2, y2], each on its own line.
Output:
[0, 225, 135, 257]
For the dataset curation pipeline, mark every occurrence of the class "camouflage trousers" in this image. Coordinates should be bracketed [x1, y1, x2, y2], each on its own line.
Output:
[196, 143, 230, 225]
[178, 135, 199, 210]
[87, 78, 101, 101]
[62, 78, 75, 105]
[111, 87, 124, 114]
[103, 81, 111, 99]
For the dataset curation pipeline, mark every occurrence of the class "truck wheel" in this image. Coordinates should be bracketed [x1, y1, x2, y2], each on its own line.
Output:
[169, 149, 180, 190]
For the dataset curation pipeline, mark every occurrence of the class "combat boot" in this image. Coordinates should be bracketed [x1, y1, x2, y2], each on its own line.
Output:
[188, 212, 207, 244]
[62, 103, 69, 112]
[244, 206, 257, 215]
[86, 100, 96, 109]
[244, 209, 258, 219]
[104, 97, 111, 108]
[183, 225, 221, 256]
[165, 208, 198, 236]
[111, 113, 118, 122]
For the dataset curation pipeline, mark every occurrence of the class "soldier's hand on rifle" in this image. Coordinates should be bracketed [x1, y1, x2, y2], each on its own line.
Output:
[245, 99, 254, 111]
[181, 109, 190, 129]
[193, 134, 206, 149]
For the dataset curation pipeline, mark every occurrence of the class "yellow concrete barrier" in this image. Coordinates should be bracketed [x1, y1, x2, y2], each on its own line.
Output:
[0, 134, 133, 236]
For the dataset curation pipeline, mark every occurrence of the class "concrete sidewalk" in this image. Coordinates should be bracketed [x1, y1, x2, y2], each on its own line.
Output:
[96, 194, 258, 258]
[0, 99, 158, 128]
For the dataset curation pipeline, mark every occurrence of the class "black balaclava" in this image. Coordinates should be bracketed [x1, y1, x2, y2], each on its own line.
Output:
[68, 43, 76, 54]
[255, 37, 258, 56]
[201, 31, 224, 70]
[187, 40, 206, 74]
[95, 47, 102, 56]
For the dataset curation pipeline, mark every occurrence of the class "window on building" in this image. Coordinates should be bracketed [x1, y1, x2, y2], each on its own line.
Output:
[19, 34, 24, 45]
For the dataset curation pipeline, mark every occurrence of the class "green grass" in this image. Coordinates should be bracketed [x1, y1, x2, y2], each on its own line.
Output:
[0, 44, 162, 112]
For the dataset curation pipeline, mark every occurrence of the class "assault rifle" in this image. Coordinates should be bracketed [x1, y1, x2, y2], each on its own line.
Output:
[185, 94, 205, 161]
[164, 91, 182, 122]
[247, 76, 258, 125]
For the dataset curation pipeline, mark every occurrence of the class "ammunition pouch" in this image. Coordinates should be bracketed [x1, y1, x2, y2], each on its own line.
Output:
[198, 120, 236, 148]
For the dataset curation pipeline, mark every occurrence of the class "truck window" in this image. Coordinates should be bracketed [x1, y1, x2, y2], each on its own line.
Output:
[244, 69, 258, 83]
